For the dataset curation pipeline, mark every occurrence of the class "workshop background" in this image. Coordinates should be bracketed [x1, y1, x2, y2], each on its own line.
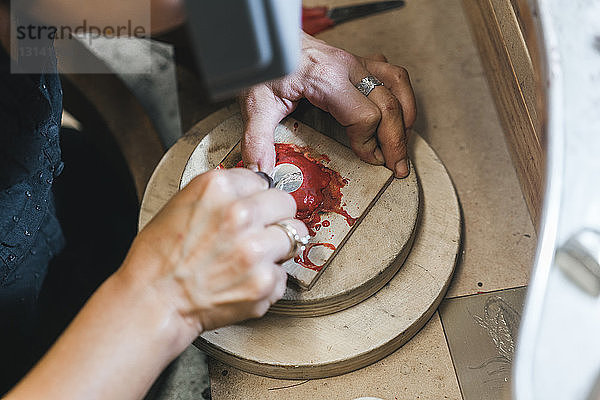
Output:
[53, 0, 541, 399]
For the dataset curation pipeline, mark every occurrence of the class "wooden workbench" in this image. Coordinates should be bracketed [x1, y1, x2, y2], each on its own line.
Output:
[63, 0, 538, 398]
[55, 0, 539, 396]
[165, 1, 536, 398]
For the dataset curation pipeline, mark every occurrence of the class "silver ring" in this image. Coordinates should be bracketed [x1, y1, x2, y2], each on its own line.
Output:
[274, 222, 310, 262]
[355, 76, 384, 96]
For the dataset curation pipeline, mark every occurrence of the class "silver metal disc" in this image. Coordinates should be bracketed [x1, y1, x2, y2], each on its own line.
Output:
[272, 163, 303, 193]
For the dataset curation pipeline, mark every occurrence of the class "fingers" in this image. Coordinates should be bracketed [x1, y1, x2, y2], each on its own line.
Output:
[266, 266, 288, 304]
[181, 168, 269, 205]
[207, 262, 281, 305]
[202, 269, 286, 331]
[363, 59, 416, 129]
[348, 61, 410, 177]
[257, 219, 309, 263]
[198, 265, 287, 331]
[340, 89, 386, 166]
[239, 85, 294, 174]
[193, 216, 303, 324]
[219, 218, 307, 269]
[198, 260, 286, 316]
[348, 60, 414, 178]
[301, 54, 409, 172]
[361, 84, 409, 177]
[365, 53, 388, 62]
[304, 78, 384, 165]
[224, 189, 297, 231]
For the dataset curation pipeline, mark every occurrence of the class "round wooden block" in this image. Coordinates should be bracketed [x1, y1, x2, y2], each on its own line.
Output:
[139, 106, 461, 380]
[272, 174, 419, 316]
[178, 111, 420, 317]
[193, 132, 460, 380]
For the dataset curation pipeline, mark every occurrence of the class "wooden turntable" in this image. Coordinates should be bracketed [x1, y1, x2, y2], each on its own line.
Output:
[139, 104, 461, 379]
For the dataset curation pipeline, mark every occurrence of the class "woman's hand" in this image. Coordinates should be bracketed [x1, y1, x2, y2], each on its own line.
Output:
[240, 33, 416, 178]
[8, 168, 306, 400]
[123, 168, 308, 334]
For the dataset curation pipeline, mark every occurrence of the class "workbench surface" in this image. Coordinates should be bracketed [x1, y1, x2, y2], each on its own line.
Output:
[146, 1, 537, 399]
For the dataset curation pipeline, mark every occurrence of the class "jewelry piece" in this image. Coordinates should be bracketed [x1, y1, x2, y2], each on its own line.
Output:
[272, 163, 303, 193]
[274, 222, 310, 262]
[355, 76, 384, 96]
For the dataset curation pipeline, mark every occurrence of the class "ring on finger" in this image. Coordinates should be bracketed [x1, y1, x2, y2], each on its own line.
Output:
[355, 76, 384, 97]
[273, 222, 310, 262]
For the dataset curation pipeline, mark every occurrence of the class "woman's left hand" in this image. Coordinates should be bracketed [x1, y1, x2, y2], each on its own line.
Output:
[239, 33, 416, 179]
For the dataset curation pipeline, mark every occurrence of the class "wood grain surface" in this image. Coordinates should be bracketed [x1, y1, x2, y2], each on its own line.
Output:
[192, 132, 460, 379]
[139, 106, 460, 380]
[180, 114, 399, 290]
[178, 110, 420, 314]
[462, 0, 544, 227]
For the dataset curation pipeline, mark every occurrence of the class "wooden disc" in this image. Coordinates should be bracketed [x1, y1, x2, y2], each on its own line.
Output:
[139, 106, 461, 380]
[193, 132, 460, 379]
[178, 111, 420, 317]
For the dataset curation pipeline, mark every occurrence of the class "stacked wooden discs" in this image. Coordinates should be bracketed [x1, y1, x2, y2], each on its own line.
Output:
[139, 106, 461, 379]
[180, 112, 421, 316]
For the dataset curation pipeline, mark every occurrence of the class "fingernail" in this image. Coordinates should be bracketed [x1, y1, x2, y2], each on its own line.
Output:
[247, 164, 259, 172]
[394, 159, 410, 178]
[374, 148, 385, 165]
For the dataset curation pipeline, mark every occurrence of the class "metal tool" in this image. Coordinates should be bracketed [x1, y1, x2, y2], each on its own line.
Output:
[256, 165, 303, 193]
[255, 171, 274, 188]
[302, 1, 405, 35]
[184, 0, 301, 100]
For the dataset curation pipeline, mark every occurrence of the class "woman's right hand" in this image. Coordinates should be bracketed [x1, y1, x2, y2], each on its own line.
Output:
[121, 168, 307, 335]
[5, 168, 306, 400]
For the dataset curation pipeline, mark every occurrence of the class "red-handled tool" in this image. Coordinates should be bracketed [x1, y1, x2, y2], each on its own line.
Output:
[302, 1, 405, 35]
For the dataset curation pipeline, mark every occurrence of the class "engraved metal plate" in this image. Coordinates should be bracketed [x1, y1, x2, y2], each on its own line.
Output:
[439, 287, 526, 400]
[272, 163, 303, 193]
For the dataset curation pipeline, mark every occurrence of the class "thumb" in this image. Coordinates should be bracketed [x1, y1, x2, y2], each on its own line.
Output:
[239, 86, 291, 174]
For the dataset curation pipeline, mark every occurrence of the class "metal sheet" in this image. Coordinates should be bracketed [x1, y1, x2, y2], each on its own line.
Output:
[440, 287, 527, 400]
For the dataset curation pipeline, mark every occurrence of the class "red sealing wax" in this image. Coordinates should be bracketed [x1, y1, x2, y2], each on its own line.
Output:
[275, 143, 355, 271]
[234, 143, 356, 271]
[274, 143, 355, 235]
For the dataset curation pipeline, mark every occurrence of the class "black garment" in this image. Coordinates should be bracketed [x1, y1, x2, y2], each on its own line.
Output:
[0, 40, 137, 393]
[0, 38, 65, 392]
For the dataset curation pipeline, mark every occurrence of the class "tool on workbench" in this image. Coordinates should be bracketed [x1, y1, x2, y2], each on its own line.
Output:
[302, 0, 405, 35]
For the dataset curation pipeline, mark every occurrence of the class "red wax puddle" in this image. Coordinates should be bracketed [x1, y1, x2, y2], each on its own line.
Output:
[275, 143, 355, 271]
[229, 143, 356, 271]
[294, 242, 336, 271]
[274, 143, 355, 234]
